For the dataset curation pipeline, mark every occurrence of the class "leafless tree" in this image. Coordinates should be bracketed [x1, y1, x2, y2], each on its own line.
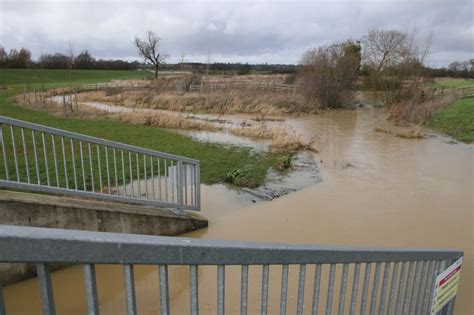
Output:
[68, 42, 75, 82]
[133, 31, 169, 79]
[362, 29, 408, 71]
[362, 28, 431, 105]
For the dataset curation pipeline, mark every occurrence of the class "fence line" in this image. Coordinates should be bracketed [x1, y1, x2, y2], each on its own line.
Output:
[0, 225, 463, 315]
[0, 116, 200, 211]
[189, 81, 298, 93]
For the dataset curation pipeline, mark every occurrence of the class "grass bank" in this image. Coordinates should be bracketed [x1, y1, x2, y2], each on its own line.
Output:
[427, 97, 474, 143]
[424, 79, 474, 89]
[0, 69, 283, 187]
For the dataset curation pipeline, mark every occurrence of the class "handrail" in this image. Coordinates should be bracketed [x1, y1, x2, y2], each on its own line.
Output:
[0, 116, 200, 211]
[0, 225, 462, 265]
[0, 225, 463, 315]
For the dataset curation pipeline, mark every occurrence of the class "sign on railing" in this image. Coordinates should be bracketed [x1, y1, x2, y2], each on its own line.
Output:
[0, 116, 200, 211]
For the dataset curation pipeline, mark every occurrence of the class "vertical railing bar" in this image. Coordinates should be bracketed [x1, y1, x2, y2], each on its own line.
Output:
[325, 263, 336, 315]
[0, 124, 9, 181]
[21, 128, 30, 183]
[261, 264, 269, 315]
[241, 265, 249, 315]
[409, 261, 423, 313]
[190, 165, 194, 206]
[31, 130, 41, 185]
[415, 261, 429, 314]
[123, 264, 137, 315]
[136, 153, 141, 198]
[52, 135, 59, 187]
[83, 264, 99, 315]
[159, 265, 170, 315]
[170, 160, 175, 203]
[395, 261, 407, 315]
[70, 139, 77, 190]
[105, 146, 110, 194]
[60, 136, 68, 188]
[196, 163, 201, 210]
[121, 150, 126, 197]
[113, 148, 118, 195]
[190, 265, 199, 315]
[360, 262, 371, 315]
[129, 151, 134, 197]
[184, 163, 188, 205]
[88, 143, 94, 192]
[349, 263, 360, 315]
[36, 263, 56, 315]
[217, 265, 225, 315]
[42, 132, 50, 186]
[157, 158, 162, 200]
[337, 263, 349, 315]
[421, 261, 436, 315]
[151, 157, 156, 200]
[402, 261, 416, 314]
[311, 264, 322, 315]
[280, 264, 289, 315]
[0, 282, 6, 315]
[143, 155, 148, 200]
[97, 144, 102, 193]
[387, 261, 400, 315]
[10, 126, 20, 181]
[378, 262, 391, 314]
[296, 264, 306, 315]
[79, 141, 86, 191]
[369, 262, 381, 314]
[164, 159, 168, 202]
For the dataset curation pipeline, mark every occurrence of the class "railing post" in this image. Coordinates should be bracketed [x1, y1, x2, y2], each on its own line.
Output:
[177, 160, 184, 210]
[195, 163, 201, 210]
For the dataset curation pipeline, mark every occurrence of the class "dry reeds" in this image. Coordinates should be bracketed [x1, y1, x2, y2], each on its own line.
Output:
[387, 94, 456, 124]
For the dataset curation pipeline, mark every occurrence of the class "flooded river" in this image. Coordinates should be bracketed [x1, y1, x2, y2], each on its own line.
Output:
[4, 108, 473, 314]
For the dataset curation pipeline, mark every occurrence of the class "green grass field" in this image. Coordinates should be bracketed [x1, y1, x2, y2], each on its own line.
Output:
[0, 69, 152, 88]
[0, 69, 280, 187]
[427, 97, 474, 143]
[424, 79, 474, 89]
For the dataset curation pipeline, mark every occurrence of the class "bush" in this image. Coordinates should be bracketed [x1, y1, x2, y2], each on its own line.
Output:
[299, 41, 360, 108]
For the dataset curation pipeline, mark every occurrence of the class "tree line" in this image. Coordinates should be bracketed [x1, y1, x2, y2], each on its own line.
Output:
[0, 46, 141, 70]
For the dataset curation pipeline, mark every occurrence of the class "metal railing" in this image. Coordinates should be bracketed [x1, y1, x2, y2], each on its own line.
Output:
[0, 116, 200, 211]
[0, 225, 463, 315]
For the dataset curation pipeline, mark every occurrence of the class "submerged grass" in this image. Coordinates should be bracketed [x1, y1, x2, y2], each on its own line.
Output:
[427, 97, 474, 143]
[0, 69, 284, 187]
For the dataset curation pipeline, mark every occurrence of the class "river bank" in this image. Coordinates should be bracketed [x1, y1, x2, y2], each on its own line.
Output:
[3, 107, 473, 314]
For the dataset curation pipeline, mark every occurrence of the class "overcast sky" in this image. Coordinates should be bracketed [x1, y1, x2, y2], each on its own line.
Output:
[0, 0, 472, 67]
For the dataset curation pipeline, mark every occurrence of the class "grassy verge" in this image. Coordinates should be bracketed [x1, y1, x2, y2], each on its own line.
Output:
[0, 69, 282, 187]
[426, 97, 474, 143]
[424, 79, 474, 89]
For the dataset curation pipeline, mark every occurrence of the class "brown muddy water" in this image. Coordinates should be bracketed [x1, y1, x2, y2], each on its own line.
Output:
[3, 108, 473, 314]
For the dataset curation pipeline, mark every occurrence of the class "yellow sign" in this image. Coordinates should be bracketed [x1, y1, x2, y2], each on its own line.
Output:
[431, 257, 463, 314]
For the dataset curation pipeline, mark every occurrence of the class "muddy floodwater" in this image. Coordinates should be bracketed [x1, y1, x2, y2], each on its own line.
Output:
[4, 108, 473, 314]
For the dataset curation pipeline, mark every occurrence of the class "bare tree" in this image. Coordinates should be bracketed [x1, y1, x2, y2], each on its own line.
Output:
[133, 31, 169, 79]
[362, 29, 408, 71]
[362, 28, 431, 105]
[68, 42, 75, 82]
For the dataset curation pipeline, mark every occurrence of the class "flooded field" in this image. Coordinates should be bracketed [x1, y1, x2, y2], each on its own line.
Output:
[3, 108, 473, 314]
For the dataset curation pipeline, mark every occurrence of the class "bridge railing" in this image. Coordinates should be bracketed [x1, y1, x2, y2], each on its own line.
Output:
[0, 225, 463, 315]
[0, 116, 200, 211]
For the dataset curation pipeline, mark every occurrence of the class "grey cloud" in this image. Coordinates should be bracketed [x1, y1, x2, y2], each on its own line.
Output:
[0, 0, 472, 66]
